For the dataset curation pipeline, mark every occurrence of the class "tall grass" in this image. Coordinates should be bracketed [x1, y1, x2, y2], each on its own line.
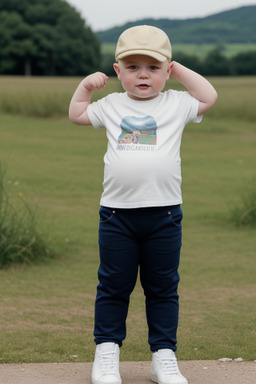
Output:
[0, 76, 122, 118]
[0, 77, 73, 117]
[1, 76, 256, 121]
[205, 77, 256, 122]
[229, 178, 256, 226]
[0, 164, 54, 268]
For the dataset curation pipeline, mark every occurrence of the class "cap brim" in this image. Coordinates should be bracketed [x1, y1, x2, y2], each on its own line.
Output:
[116, 49, 168, 62]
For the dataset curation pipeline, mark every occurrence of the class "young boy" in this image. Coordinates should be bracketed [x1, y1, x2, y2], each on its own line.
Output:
[69, 25, 217, 384]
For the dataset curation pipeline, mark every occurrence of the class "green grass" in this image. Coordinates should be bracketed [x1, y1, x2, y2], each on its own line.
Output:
[174, 43, 256, 58]
[0, 76, 255, 362]
[0, 164, 54, 267]
[102, 42, 256, 58]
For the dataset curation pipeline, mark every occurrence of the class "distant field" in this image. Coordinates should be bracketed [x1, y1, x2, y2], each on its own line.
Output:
[102, 43, 256, 58]
[0, 76, 255, 363]
[1, 76, 256, 122]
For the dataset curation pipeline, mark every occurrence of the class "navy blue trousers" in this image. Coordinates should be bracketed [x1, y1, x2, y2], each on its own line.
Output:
[94, 205, 183, 352]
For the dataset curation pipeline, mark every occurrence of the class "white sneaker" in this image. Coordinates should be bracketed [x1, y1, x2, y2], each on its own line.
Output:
[151, 349, 188, 384]
[91, 343, 122, 384]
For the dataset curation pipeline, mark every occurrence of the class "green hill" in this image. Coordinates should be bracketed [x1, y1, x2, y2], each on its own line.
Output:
[97, 6, 256, 45]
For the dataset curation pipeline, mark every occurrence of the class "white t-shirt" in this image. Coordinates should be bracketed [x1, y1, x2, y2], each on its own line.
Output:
[87, 90, 202, 208]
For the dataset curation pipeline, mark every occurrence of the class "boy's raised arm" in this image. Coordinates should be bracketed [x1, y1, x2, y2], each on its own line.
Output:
[170, 61, 218, 115]
[69, 72, 109, 125]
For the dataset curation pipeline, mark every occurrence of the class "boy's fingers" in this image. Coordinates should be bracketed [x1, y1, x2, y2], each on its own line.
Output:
[95, 74, 109, 89]
[84, 72, 108, 91]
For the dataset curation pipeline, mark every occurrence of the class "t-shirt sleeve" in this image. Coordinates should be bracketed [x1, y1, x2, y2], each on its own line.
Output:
[180, 91, 203, 125]
[87, 100, 105, 129]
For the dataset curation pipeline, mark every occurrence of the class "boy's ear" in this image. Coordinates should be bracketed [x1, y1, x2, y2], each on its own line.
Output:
[166, 61, 173, 79]
[113, 63, 121, 79]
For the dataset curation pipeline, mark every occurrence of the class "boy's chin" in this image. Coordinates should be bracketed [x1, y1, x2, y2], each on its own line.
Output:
[127, 92, 159, 101]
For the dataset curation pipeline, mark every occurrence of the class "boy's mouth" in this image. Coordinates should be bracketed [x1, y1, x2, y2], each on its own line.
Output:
[137, 84, 150, 89]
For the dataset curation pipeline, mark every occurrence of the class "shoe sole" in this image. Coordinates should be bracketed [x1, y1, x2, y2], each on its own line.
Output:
[92, 376, 122, 384]
[150, 372, 188, 384]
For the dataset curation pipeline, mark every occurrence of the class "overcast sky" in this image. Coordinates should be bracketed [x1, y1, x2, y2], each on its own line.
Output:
[66, 0, 256, 31]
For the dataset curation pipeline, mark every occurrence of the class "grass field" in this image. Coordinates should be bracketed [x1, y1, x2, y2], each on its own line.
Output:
[102, 43, 256, 58]
[0, 76, 255, 363]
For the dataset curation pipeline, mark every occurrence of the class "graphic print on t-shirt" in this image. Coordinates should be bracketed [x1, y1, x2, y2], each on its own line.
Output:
[118, 115, 157, 146]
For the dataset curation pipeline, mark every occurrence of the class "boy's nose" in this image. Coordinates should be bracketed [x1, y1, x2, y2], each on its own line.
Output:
[138, 69, 149, 78]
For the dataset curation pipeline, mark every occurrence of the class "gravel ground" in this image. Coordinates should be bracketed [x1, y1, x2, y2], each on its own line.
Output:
[0, 361, 255, 384]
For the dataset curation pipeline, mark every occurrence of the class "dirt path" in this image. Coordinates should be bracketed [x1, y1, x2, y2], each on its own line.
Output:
[0, 361, 255, 384]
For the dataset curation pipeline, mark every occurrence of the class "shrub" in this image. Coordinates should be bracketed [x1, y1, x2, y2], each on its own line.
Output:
[229, 180, 256, 227]
[0, 165, 54, 268]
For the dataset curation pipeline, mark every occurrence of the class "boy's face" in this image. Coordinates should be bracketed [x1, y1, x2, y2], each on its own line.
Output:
[113, 55, 172, 101]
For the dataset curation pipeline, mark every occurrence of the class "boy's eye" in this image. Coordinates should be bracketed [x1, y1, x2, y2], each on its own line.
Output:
[128, 65, 138, 70]
[149, 65, 159, 70]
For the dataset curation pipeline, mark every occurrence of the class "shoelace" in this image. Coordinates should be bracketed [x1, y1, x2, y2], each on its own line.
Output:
[159, 357, 179, 375]
[100, 350, 118, 375]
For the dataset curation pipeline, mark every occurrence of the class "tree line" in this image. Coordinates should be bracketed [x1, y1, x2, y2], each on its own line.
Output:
[174, 48, 256, 76]
[102, 48, 256, 77]
[1, 1, 255, 77]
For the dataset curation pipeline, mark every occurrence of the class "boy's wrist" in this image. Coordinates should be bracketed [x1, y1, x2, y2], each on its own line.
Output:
[82, 77, 94, 92]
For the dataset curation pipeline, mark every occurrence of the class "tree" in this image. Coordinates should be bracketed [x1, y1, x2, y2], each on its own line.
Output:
[0, 0, 101, 76]
[231, 51, 256, 75]
[203, 47, 231, 76]
[173, 51, 205, 75]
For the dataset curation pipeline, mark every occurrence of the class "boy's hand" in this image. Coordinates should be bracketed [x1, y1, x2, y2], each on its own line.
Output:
[83, 72, 109, 92]
[170, 61, 217, 115]
[69, 72, 109, 125]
